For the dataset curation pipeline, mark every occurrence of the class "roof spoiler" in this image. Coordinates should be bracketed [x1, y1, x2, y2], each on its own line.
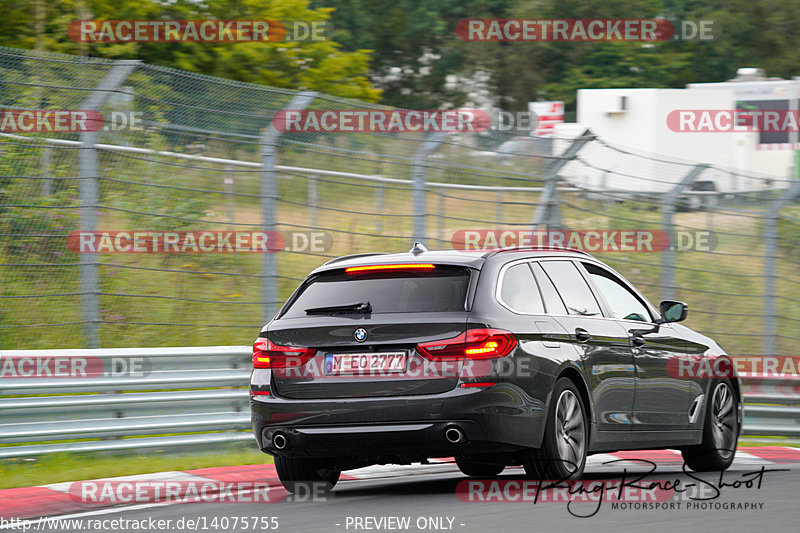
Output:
[322, 252, 388, 266]
[481, 246, 590, 259]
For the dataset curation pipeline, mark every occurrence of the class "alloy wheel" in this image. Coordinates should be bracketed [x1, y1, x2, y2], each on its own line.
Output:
[710, 382, 736, 459]
[554, 389, 585, 473]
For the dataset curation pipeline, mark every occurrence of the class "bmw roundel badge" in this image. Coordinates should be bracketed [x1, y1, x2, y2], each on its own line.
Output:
[354, 328, 368, 342]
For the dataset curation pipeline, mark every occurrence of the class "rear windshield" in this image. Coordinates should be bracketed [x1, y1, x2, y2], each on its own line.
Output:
[281, 265, 472, 318]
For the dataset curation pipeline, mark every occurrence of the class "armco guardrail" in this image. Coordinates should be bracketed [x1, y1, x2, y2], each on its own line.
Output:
[0, 347, 253, 458]
[0, 348, 797, 458]
[740, 372, 800, 439]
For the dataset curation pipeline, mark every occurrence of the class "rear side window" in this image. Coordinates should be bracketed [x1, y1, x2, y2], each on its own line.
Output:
[499, 263, 545, 314]
[281, 265, 471, 318]
[540, 261, 602, 316]
[531, 262, 568, 315]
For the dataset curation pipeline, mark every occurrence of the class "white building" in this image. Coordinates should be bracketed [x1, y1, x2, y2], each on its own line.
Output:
[689, 72, 799, 182]
[553, 70, 797, 193]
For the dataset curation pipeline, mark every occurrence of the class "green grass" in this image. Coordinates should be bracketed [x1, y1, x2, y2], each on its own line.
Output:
[738, 439, 800, 447]
[0, 446, 273, 489]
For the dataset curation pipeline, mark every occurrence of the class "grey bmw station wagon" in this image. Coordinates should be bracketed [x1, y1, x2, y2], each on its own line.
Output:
[250, 245, 742, 492]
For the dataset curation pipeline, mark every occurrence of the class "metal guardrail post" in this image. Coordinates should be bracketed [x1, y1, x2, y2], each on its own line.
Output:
[78, 60, 139, 348]
[412, 131, 448, 244]
[659, 164, 708, 302]
[531, 129, 594, 230]
[260, 92, 317, 321]
[763, 179, 800, 355]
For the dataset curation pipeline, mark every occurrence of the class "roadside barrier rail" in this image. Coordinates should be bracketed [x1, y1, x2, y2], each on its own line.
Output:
[0, 347, 796, 458]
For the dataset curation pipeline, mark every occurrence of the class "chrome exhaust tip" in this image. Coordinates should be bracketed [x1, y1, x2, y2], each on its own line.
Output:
[445, 426, 465, 444]
[272, 432, 289, 450]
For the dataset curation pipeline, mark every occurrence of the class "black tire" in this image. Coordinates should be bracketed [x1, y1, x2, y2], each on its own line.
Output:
[274, 456, 341, 493]
[455, 456, 505, 477]
[524, 377, 588, 480]
[682, 379, 738, 472]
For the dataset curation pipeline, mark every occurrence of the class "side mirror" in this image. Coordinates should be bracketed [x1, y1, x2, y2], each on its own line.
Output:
[659, 300, 688, 323]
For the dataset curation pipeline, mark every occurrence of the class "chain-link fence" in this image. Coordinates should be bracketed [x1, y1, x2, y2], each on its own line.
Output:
[1, 46, 799, 356]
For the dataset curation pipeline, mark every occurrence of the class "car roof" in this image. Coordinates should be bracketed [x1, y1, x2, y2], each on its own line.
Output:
[311, 247, 591, 274]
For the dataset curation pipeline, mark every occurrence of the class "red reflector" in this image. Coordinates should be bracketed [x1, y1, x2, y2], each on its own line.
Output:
[416, 329, 517, 361]
[460, 382, 496, 388]
[253, 338, 316, 369]
[345, 263, 435, 274]
[250, 389, 271, 396]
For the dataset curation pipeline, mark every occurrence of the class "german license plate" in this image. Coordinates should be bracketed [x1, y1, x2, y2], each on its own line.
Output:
[324, 352, 407, 375]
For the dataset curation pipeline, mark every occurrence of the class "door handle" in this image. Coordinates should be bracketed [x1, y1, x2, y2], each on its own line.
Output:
[631, 335, 646, 347]
[574, 328, 591, 343]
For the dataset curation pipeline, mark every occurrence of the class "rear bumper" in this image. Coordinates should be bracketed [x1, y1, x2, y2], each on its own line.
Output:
[260, 421, 490, 459]
[250, 382, 547, 459]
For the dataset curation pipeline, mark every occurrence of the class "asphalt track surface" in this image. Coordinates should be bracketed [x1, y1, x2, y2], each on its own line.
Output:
[11, 449, 800, 533]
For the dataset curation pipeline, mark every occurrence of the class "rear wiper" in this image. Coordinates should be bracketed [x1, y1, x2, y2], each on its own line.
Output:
[305, 301, 372, 315]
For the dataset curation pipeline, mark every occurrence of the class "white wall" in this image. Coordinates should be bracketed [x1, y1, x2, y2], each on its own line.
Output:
[688, 79, 798, 184]
[555, 88, 779, 193]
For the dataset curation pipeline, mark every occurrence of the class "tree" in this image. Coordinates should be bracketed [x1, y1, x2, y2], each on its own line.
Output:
[0, 0, 381, 102]
[318, 0, 481, 108]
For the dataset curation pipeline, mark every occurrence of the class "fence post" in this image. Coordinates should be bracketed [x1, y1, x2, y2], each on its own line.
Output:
[437, 190, 445, 243]
[660, 164, 707, 302]
[531, 129, 594, 230]
[260, 92, 317, 322]
[40, 148, 52, 196]
[496, 190, 504, 226]
[78, 60, 138, 348]
[223, 164, 234, 222]
[375, 185, 384, 233]
[308, 174, 318, 227]
[763, 179, 800, 355]
[411, 132, 448, 244]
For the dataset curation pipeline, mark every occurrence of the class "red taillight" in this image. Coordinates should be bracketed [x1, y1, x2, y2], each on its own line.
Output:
[416, 329, 517, 361]
[252, 338, 316, 369]
[345, 263, 435, 274]
[460, 382, 497, 388]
